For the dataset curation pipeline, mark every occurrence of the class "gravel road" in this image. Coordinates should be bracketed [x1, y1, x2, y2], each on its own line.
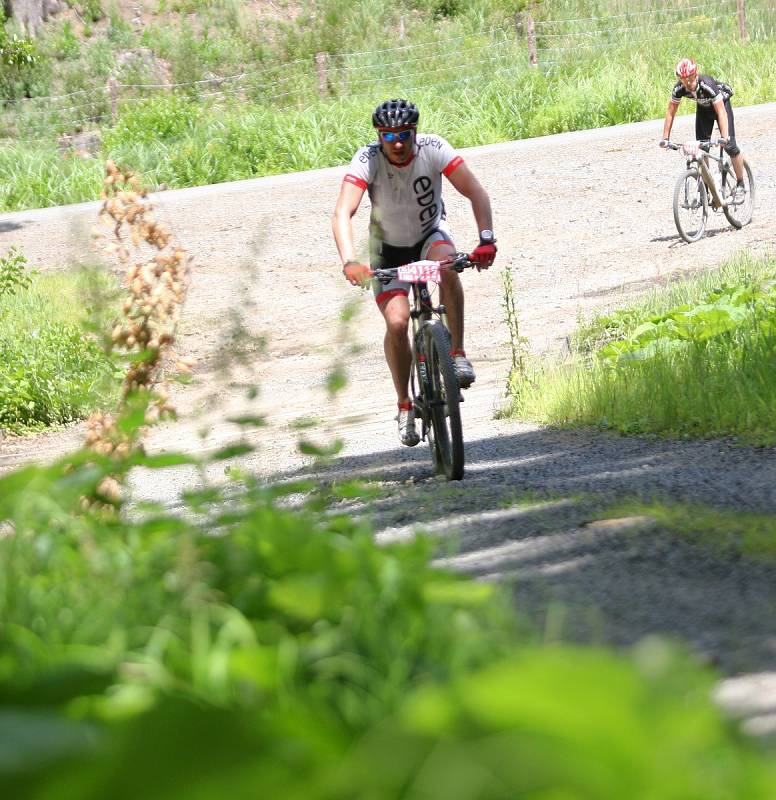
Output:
[2, 105, 776, 730]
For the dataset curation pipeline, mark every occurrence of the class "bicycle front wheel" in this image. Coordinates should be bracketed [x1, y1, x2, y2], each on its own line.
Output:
[422, 320, 464, 480]
[673, 168, 708, 243]
[722, 159, 755, 229]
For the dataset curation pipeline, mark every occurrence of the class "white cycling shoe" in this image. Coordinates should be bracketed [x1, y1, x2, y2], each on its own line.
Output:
[397, 405, 420, 447]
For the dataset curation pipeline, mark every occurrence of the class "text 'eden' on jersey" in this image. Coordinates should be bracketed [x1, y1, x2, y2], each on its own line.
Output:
[342, 134, 464, 248]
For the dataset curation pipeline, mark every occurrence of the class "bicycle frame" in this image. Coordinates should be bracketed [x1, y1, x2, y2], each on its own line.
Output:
[668, 139, 729, 210]
[372, 254, 472, 472]
[408, 279, 449, 441]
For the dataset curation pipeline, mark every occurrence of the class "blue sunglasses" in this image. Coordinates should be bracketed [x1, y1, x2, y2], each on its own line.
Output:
[380, 130, 414, 142]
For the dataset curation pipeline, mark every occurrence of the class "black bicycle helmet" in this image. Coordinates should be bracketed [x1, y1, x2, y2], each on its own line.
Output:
[372, 98, 419, 128]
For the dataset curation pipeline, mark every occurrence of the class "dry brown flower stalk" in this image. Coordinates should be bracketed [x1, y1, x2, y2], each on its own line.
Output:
[85, 160, 192, 504]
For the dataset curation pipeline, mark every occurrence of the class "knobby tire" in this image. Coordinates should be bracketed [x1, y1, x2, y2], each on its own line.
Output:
[420, 320, 464, 481]
[722, 158, 755, 229]
[673, 167, 708, 243]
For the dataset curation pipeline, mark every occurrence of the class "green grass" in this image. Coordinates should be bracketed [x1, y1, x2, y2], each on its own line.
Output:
[508, 252, 776, 443]
[0, 269, 120, 431]
[604, 499, 776, 561]
[2, 1, 776, 209]
[1, 435, 775, 795]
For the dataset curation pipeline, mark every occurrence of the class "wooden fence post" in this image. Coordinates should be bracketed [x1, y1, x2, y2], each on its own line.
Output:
[315, 52, 329, 98]
[107, 76, 119, 122]
[525, 8, 538, 68]
[736, 0, 748, 40]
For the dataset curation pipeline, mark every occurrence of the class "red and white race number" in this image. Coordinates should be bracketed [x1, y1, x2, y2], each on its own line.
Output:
[396, 260, 442, 284]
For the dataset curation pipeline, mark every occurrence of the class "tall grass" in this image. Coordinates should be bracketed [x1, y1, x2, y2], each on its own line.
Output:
[509, 252, 776, 443]
[2, 1, 776, 209]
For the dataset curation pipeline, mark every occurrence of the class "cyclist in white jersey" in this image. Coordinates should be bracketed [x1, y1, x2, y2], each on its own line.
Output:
[332, 99, 496, 447]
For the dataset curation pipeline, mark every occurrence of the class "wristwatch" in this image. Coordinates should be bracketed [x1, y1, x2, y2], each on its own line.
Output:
[479, 229, 496, 244]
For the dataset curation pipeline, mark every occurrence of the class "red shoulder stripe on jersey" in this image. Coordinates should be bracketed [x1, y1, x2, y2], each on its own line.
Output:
[442, 156, 464, 177]
[343, 174, 368, 190]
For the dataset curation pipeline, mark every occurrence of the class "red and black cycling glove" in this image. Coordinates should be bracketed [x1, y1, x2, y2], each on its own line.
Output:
[470, 237, 497, 269]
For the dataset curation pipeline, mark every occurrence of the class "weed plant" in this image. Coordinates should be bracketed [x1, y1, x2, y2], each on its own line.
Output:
[510, 252, 776, 442]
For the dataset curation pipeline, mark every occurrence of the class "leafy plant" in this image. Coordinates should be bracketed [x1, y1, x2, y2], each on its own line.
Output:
[0, 246, 32, 299]
[509, 253, 776, 442]
[0, 269, 120, 431]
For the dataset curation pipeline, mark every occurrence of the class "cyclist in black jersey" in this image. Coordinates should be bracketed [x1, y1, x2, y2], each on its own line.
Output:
[659, 58, 746, 200]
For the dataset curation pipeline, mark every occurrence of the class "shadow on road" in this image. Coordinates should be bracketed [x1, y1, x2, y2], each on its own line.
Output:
[0, 220, 26, 233]
[269, 426, 776, 674]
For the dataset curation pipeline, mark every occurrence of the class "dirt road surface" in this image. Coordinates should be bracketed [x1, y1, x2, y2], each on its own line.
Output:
[2, 105, 776, 731]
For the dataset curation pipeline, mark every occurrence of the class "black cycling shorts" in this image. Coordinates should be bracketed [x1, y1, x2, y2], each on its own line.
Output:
[696, 99, 740, 157]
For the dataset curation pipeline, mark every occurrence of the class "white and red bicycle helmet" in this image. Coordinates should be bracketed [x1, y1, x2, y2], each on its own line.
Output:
[675, 58, 698, 79]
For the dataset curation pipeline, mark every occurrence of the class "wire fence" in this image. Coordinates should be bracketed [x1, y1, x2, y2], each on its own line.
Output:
[2, 0, 774, 146]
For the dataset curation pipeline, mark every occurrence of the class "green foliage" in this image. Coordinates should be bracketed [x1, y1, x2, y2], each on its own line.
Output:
[0, 143, 104, 212]
[0, 444, 774, 795]
[0, 246, 31, 299]
[2, 1, 776, 208]
[104, 94, 202, 147]
[0, 271, 119, 432]
[0, 24, 39, 101]
[509, 253, 776, 442]
[78, 0, 106, 23]
[50, 21, 82, 61]
[596, 280, 776, 366]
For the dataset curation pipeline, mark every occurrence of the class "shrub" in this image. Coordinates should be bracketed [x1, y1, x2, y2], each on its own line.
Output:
[0, 269, 119, 431]
[0, 246, 31, 299]
[104, 94, 202, 147]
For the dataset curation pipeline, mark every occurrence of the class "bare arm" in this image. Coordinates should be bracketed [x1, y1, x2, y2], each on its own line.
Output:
[445, 162, 493, 235]
[332, 180, 373, 286]
[713, 97, 729, 140]
[332, 181, 366, 266]
[662, 99, 680, 140]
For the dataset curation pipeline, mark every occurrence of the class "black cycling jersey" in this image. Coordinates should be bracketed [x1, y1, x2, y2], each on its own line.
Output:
[671, 75, 733, 107]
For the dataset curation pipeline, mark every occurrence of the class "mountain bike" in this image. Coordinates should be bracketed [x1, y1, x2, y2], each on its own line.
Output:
[666, 138, 755, 243]
[372, 253, 475, 481]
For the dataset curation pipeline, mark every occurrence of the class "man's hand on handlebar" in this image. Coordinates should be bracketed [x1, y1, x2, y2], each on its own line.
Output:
[469, 241, 497, 270]
[659, 138, 670, 148]
[342, 261, 372, 286]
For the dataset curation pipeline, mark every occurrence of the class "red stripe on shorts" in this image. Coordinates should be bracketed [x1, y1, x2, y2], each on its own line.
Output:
[376, 288, 409, 306]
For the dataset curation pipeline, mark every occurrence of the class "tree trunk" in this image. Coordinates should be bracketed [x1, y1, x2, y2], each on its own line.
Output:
[4, 0, 62, 35]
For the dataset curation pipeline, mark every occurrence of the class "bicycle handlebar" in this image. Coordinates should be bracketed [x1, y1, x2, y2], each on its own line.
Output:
[372, 253, 475, 284]
[664, 138, 727, 152]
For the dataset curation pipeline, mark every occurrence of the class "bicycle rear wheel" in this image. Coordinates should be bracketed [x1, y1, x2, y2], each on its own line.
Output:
[422, 320, 464, 480]
[673, 168, 708, 243]
[722, 158, 755, 229]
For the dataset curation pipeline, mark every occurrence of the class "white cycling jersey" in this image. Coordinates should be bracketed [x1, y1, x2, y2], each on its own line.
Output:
[343, 134, 464, 248]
